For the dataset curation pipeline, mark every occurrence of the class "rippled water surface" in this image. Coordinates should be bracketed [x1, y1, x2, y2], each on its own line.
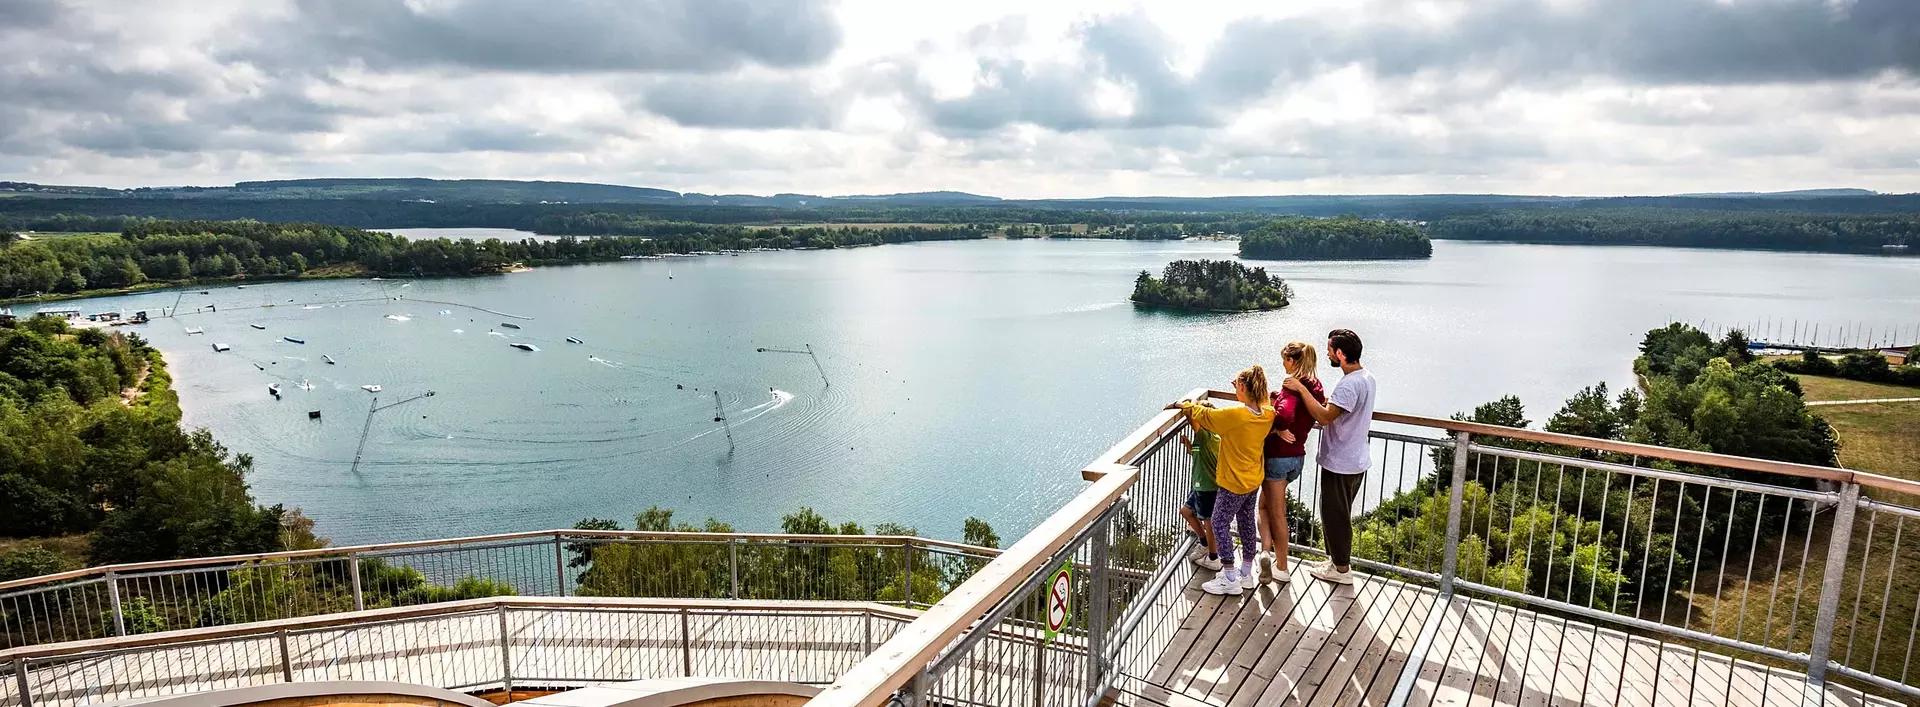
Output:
[52, 237, 1920, 543]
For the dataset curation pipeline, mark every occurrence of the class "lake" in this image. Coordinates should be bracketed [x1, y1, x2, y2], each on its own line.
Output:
[48, 237, 1920, 544]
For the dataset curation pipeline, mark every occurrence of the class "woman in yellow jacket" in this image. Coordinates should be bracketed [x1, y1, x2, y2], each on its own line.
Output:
[1169, 365, 1273, 595]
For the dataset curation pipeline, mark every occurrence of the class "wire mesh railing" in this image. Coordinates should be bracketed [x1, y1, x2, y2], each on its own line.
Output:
[2, 598, 915, 707]
[0, 531, 995, 651]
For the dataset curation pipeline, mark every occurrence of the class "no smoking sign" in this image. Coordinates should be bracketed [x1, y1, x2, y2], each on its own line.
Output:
[1043, 562, 1073, 642]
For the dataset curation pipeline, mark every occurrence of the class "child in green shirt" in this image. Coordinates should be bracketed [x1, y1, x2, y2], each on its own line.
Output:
[1179, 430, 1223, 571]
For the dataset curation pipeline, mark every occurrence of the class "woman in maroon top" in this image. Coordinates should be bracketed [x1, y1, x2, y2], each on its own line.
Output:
[1258, 341, 1325, 583]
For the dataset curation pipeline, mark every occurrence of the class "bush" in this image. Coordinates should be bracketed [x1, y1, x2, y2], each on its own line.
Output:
[0, 543, 74, 582]
[1837, 350, 1891, 381]
[103, 597, 168, 635]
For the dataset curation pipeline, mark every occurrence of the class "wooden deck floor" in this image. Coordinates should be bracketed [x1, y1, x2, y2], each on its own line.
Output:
[1114, 568, 1902, 707]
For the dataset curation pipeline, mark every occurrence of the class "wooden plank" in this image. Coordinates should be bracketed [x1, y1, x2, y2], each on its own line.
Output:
[1402, 592, 1472, 707]
[1578, 627, 1631, 707]
[1429, 598, 1499, 707]
[1250, 574, 1370, 706]
[1284, 575, 1408, 706]
[1202, 567, 1312, 704]
[1306, 580, 1424, 707]
[1490, 604, 1542, 707]
[1144, 578, 1229, 686]
[1177, 575, 1282, 696]
[1513, 612, 1565, 707]
[1114, 575, 1206, 680]
[1612, 634, 1663, 707]
[1349, 587, 1442, 707]
[1542, 620, 1595, 707]
[1688, 650, 1733, 707]
[1168, 580, 1265, 695]
[1466, 600, 1521, 707]
[1224, 574, 1339, 707]
[1651, 642, 1695, 707]
[1722, 656, 1769, 707]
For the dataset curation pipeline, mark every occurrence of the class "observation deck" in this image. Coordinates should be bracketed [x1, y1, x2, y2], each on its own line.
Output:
[4, 390, 1915, 707]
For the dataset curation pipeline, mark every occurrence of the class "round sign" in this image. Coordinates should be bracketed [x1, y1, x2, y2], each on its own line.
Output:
[1047, 572, 1072, 631]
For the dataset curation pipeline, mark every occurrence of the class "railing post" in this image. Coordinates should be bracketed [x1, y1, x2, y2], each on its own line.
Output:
[277, 628, 294, 682]
[496, 605, 514, 694]
[552, 532, 567, 597]
[105, 571, 126, 637]
[862, 611, 873, 654]
[349, 553, 365, 611]
[728, 538, 740, 599]
[13, 657, 31, 707]
[1031, 637, 1047, 707]
[680, 608, 693, 677]
[1807, 482, 1861, 683]
[903, 540, 915, 607]
[1439, 431, 1471, 594]
[1086, 514, 1111, 696]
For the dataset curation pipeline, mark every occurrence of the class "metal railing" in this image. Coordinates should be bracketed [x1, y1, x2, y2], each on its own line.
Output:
[1, 531, 996, 650]
[2, 597, 918, 707]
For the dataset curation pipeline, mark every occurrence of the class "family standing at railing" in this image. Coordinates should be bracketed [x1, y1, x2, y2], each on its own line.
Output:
[1169, 328, 1376, 595]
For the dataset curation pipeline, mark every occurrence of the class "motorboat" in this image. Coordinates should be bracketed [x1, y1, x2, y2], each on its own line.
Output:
[283, 336, 305, 344]
[323, 355, 336, 364]
[250, 324, 266, 330]
[566, 337, 584, 344]
[268, 384, 281, 397]
[499, 322, 522, 329]
[184, 327, 204, 335]
[509, 343, 540, 352]
[361, 384, 382, 393]
[213, 343, 231, 352]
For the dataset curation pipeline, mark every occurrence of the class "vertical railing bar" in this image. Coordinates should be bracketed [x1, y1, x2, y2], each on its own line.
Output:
[1710, 489, 1737, 635]
[1788, 499, 1817, 649]
[1869, 516, 1903, 674]
[679, 608, 692, 677]
[1845, 507, 1877, 666]
[903, 541, 915, 608]
[105, 571, 125, 637]
[552, 533, 566, 597]
[1440, 431, 1470, 594]
[1612, 474, 1636, 616]
[1541, 463, 1566, 599]
[277, 628, 294, 682]
[1087, 511, 1111, 697]
[1902, 583, 1920, 684]
[1589, 469, 1612, 611]
[496, 605, 513, 695]
[728, 538, 740, 600]
[1683, 486, 1714, 629]
[349, 553, 365, 612]
[1563, 464, 1588, 603]
[1807, 482, 1860, 683]
[1737, 494, 1765, 645]
[1659, 481, 1686, 627]
[13, 657, 31, 707]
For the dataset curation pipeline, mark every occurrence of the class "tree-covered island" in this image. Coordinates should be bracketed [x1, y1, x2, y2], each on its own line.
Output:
[1131, 260, 1292, 312]
[1239, 216, 1432, 260]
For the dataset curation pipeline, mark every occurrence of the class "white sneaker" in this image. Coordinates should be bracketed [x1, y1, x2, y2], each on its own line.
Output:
[1202, 568, 1244, 596]
[1239, 562, 1260, 590]
[1310, 563, 1355, 585]
[1269, 567, 1292, 584]
[1192, 553, 1223, 571]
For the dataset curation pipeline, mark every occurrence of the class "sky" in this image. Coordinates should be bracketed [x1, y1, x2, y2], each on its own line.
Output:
[1, 0, 1917, 198]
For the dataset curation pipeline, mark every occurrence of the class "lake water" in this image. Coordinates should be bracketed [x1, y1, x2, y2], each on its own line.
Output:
[51, 238, 1920, 544]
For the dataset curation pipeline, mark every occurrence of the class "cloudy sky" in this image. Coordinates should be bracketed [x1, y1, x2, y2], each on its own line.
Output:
[2, 0, 1917, 197]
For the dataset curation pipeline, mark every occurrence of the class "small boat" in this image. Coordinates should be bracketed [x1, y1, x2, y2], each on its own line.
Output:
[566, 337, 584, 345]
[213, 343, 231, 352]
[253, 363, 265, 371]
[236, 285, 247, 289]
[250, 324, 266, 330]
[283, 337, 305, 344]
[184, 327, 204, 335]
[268, 384, 281, 397]
[509, 343, 540, 352]
[361, 384, 382, 393]
[323, 355, 336, 365]
[500, 322, 522, 329]
[308, 410, 322, 419]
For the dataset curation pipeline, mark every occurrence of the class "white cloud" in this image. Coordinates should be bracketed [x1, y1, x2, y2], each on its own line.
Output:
[0, 0, 1916, 195]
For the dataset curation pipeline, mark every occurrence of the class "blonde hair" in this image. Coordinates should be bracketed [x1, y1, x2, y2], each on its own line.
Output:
[1236, 365, 1270, 411]
[1281, 341, 1319, 383]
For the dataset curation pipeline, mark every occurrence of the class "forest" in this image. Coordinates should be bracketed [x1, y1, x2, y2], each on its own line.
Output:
[1426, 208, 1920, 252]
[1238, 216, 1433, 260]
[0, 318, 295, 569]
[0, 220, 987, 300]
[1130, 260, 1292, 312]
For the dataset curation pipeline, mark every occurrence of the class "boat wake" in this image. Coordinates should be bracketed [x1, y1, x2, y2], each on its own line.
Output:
[487, 331, 507, 337]
[385, 314, 411, 322]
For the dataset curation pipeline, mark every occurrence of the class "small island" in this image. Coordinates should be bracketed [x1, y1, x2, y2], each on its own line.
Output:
[1239, 216, 1432, 260]
[1131, 259, 1292, 312]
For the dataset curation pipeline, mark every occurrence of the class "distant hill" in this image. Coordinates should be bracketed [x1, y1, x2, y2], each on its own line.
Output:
[1669, 188, 1877, 199]
[139, 178, 682, 204]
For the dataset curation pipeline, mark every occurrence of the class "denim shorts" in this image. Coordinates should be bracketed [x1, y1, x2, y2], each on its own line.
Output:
[1184, 490, 1217, 521]
[1265, 456, 1305, 484]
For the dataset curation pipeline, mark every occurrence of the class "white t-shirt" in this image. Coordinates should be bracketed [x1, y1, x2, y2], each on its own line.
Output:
[1317, 368, 1376, 474]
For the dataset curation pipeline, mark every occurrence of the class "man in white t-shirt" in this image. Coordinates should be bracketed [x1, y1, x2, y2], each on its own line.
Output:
[1281, 328, 1375, 585]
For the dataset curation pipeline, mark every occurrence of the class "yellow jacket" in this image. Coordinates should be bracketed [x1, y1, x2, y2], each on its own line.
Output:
[1177, 400, 1272, 495]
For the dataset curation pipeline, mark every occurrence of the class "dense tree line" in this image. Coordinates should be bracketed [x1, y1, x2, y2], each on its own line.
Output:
[0, 220, 988, 299]
[0, 318, 291, 563]
[1772, 349, 1920, 387]
[1427, 208, 1920, 253]
[1239, 216, 1433, 260]
[1353, 324, 1837, 615]
[1131, 260, 1291, 312]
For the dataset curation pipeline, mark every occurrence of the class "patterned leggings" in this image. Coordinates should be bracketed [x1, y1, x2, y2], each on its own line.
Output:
[1210, 488, 1260, 568]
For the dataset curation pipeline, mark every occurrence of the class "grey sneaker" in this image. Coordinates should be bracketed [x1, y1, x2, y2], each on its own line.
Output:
[1192, 553, 1223, 572]
[1310, 563, 1355, 585]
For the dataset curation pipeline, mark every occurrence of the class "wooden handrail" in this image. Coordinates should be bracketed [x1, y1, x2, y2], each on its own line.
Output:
[0, 530, 999, 592]
[0, 595, 918, 662]
[806, 469, 1138, 707]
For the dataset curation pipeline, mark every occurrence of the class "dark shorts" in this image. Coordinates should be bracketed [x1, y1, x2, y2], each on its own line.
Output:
[1185, 489, 1217, 521]
[1265, 456, 1305, 484]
